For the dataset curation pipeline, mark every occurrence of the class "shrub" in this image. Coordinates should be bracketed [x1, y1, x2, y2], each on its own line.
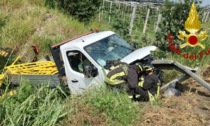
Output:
[45, 0, 102, 23]
[111, 18, 130, 40]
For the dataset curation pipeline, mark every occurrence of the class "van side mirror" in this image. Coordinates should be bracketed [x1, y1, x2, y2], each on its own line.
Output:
[84, 65, 98, 78]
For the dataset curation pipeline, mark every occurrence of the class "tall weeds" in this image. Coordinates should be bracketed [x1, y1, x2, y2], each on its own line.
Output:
[0, 81, 67, 126]
[83, 87, 140, 126]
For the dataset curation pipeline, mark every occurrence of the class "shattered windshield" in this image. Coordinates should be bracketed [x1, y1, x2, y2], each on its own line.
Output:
[84, 34, 132, 67]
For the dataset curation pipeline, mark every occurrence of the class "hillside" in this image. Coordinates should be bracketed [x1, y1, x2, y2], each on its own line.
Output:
[0, 0, 110, 62]
[0, 0, 210, 126]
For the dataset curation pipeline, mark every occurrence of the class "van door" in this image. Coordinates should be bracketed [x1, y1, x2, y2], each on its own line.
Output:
[63, 50, 104, 95]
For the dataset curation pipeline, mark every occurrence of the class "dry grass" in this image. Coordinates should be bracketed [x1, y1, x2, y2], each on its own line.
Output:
[134, 66, 210, 126]
[60, 98, 107, 126]
[135, 93, 210, 126]
[138, 94, 203, 126]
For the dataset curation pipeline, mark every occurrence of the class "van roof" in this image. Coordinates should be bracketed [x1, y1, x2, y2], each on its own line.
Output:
[60, 31, 115, 49]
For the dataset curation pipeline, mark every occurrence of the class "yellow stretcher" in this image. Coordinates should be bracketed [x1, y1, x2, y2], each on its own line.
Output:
[6, 61, 58, 75]
[0, 59, 59, 86]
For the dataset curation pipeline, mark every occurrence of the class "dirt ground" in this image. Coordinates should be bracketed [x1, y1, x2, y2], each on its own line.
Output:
[136, 66, 210, 126]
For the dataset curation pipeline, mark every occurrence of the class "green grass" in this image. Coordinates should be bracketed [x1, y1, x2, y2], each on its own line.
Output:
[0, 81, 67, 126]
[84, 87, 139, 126]
[58, 86, 140, 126]
[0, 81, 140, 126]
[0, 0, 111, 62]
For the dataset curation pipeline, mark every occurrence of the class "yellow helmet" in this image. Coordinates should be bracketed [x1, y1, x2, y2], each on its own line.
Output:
[144, 65, 154, 72]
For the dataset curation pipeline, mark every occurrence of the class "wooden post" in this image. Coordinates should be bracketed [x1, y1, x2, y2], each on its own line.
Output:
[129, 3, 132, 20]
[209, 11, 210, 22]
[154, 7, 159, 28]
[118, 2, 121, 11]
[101, 0, 105, 21]
[137, 6, 141, 26]
[118, 2, 121, 17]
[99, 6, 101, 22]
[143, 7, 150, 34]
[109, 1, 113, 23]
[205, 11, 210, 22]
[136, 7, 141, 35]
[202, 11, 207, 22]
[154, 14, 162, 32]
[129, 4, 137, 35]
[123, 4, 127, 23]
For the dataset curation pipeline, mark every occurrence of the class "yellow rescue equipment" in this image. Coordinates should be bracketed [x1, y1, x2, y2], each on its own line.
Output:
[6, 61, 58, 75]
[0, 56, 58, 86]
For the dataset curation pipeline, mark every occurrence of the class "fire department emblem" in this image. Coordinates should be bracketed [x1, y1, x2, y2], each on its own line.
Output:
[178, 3, 207, 49]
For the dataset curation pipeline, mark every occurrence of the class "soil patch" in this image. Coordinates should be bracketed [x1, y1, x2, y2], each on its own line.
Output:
[136, 66, 210, 126]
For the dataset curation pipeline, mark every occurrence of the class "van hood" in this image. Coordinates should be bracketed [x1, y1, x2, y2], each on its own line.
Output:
[120, 46, 157, 64]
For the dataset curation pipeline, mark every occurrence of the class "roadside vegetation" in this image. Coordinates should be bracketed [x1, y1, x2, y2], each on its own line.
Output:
[0, 81, 67, 125]
[0, 0, 110, 63]
[0, 0, 210, 125]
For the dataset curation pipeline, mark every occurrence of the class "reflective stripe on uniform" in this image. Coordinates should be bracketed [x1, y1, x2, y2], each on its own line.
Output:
[105, 64, 128, 85]
[105, 76, 125, 85]
[148, 91, 155, 102]
[110, 65, 121, 70]
[148, 80, 161, 102]
[156, 81, 161, 99]
[138, 77, 144, 87]
[135, 94, 140, 98]
[138, 65, 143, 72]
[128, 95, 133, 99]
[110, 71, 125, 80]
[122, 65, 128, 75]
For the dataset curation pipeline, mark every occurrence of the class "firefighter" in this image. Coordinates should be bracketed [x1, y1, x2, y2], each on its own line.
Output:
[135, 65, 161, 102]
[104, 61, 146, 98]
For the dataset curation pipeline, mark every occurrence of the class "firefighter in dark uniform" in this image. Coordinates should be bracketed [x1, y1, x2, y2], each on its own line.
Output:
[135, 65, 161, 101]
[104, 62, 145, 98]
[105, 62, 161, 101]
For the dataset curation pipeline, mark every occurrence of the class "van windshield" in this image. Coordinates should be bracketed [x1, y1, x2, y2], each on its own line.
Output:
[84, 34, 133, 67]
